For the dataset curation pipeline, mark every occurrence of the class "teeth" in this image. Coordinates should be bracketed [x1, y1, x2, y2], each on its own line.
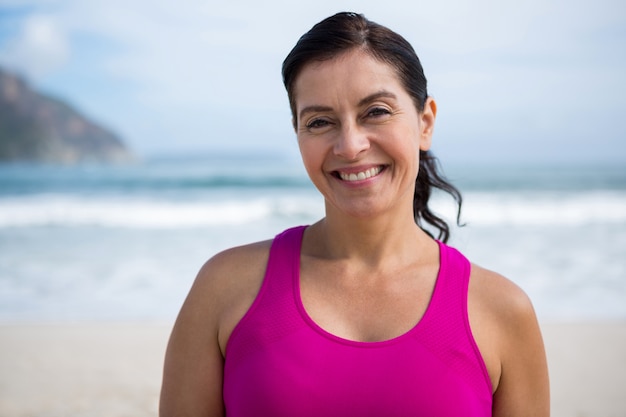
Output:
[339, 166, 382, 182]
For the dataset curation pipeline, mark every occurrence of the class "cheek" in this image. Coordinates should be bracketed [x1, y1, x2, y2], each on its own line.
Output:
[297, 139, 323, 176]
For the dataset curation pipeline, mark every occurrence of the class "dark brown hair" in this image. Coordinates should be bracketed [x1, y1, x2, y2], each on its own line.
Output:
[282, 12, 463, 242]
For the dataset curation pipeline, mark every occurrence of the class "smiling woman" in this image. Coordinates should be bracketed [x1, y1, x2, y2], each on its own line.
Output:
[283, 13, 463, 242]
[293, 50, 433, 222]
[159, 12, 549, 417]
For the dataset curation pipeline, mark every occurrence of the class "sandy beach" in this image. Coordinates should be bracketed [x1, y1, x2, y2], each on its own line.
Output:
[0, 321, 625, 416]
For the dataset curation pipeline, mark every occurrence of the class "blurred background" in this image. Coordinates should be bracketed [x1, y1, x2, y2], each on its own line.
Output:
[0, 0, 625, 323]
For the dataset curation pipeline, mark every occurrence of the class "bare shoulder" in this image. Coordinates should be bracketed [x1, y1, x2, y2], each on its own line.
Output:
[468, 263, 542, 357]
[195, 240, 272, 301]
[192, 240, 273, 351]
[469, 264, 536, 323]
[160, 240, 272, 416]
[168, 238, 273, 351]
[468, 264, 550, 416]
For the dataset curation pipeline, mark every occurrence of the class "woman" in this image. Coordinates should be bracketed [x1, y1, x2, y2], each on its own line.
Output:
[160, 12, 549, 416]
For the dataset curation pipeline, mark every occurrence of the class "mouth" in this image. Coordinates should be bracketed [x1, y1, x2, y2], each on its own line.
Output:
[334, 165, 385, 182]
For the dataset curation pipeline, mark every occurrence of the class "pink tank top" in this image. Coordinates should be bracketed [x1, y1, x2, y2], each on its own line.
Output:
[223, 226, 492, 416]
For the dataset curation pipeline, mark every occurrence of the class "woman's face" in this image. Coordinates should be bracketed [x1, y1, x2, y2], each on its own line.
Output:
[293, 49, 436, 220]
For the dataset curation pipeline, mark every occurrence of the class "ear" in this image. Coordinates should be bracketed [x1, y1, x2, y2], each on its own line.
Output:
[418, 97, 437, 151]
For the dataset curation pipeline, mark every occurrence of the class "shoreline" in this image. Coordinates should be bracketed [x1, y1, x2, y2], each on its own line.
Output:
[1, 320, 625, 416]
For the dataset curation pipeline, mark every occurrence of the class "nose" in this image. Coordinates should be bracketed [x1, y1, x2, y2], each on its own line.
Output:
[333, 123, 370, 160]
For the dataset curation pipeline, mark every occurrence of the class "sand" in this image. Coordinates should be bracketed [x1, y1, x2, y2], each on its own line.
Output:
[0, 321, 625, 417]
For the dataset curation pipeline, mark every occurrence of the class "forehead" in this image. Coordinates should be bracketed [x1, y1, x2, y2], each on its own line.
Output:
[293, 50, 406, 105]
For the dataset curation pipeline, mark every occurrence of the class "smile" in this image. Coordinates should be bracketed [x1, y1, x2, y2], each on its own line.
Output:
[337, 166, 383, 182]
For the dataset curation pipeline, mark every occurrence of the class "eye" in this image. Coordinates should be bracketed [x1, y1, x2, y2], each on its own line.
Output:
[366, 107, 391, 118]
[305, 118, 332, 130]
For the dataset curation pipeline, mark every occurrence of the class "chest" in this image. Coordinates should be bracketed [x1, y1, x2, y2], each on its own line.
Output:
[298, 257, 439, 342]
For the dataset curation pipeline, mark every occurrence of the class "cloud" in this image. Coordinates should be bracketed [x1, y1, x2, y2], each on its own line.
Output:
[0, 13, 69, 79]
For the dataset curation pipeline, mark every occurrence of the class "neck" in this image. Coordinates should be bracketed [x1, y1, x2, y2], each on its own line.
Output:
[305, 204, 434, 266]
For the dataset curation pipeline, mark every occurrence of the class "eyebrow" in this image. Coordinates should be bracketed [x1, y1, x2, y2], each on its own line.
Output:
[297, 90, 398, 121]
[358, 91, 397, 107]
[298, 105, 333, 122]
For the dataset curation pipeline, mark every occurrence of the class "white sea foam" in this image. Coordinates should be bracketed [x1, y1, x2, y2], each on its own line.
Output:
[1, 190, 625, 229]
[433, 190, 626, 226]
[0, 194, 324, 229]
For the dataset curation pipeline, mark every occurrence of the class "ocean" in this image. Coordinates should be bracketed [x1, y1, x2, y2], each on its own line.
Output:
[1, 154, 625, 322]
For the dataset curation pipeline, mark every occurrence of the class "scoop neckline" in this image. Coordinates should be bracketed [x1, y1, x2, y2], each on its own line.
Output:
[292, 228, 444, 348]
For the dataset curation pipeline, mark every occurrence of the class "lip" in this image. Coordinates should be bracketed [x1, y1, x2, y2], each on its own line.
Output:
[331, 164, 387, 182]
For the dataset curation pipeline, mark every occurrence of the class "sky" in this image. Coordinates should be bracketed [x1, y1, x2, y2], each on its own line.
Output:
[0, 0, 625, 165]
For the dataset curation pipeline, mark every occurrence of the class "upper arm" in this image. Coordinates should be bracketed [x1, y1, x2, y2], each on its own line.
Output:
[159, 257, 227, 417]
[469, 266, 550, 417]
[492, 288, 550, 416]
[159, 242, 270, 417]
